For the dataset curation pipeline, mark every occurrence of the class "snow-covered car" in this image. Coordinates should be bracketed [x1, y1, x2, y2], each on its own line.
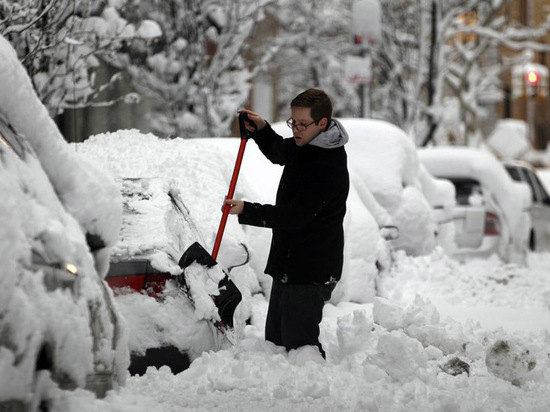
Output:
[77, 132, 260, 374]
[340, 118, 445, 256]
[418, 147, 532, 264]
[503, 160, 550, 251]
[0, 36, 127, 411]
[104, 178, 250, 375]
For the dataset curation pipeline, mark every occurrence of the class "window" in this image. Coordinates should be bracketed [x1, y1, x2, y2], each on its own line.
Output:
[448, 177, 483, 206]
[525, 168, 550, 203]
[505, 165, 536, 202]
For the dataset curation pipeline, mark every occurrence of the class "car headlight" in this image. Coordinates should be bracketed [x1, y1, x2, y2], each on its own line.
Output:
[30, 252, 79, 292]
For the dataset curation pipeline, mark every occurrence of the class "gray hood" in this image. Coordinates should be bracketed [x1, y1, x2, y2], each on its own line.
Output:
[309, 118, 349, 149]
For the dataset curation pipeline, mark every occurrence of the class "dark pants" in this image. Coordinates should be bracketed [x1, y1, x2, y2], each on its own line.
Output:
[265, 279, 335, 359]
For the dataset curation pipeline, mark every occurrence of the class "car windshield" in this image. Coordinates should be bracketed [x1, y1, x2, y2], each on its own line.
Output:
[505, 166, 522, 183]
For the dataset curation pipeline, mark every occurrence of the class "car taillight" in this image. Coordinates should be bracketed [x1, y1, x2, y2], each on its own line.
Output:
[484, 212, 500, 236]
[106, 273, 171, 300]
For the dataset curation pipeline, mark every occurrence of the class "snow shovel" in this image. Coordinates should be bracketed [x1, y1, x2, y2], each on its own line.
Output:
[177, 112, 254, 333]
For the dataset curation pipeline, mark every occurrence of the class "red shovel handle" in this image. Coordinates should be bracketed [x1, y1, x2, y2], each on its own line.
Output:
[212, 113, 254, 260]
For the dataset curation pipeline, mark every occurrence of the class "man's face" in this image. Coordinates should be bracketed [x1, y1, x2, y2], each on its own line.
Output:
[289, 106, 326, 147]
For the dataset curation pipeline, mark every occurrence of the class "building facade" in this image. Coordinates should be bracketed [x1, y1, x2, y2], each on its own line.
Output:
[499, 0, 550, 150]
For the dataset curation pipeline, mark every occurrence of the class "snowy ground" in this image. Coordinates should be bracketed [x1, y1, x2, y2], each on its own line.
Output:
[49, 250, 550, 411]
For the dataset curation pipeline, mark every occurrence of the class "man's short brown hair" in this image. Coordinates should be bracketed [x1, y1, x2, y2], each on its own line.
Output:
[290, 88, 332, 129]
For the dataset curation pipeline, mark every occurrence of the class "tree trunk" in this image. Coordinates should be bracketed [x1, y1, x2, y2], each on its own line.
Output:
[421, 0, 438, 147]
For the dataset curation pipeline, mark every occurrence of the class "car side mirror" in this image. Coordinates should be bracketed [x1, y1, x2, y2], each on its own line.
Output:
[380, 225, 399, 241]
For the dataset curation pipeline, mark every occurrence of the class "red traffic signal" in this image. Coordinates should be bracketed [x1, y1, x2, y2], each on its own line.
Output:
[527, 70, 540, 85]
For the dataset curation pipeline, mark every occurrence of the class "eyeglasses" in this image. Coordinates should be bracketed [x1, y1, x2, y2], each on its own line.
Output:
[286, 117, 317, 131]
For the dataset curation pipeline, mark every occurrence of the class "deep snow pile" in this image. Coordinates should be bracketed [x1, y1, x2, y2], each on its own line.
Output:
[44, 250, 550, 411]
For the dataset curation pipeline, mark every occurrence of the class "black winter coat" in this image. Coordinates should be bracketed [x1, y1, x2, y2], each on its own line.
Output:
[238, 123, 349, 285]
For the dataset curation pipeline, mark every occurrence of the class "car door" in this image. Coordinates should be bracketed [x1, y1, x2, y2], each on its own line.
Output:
[449, 178, 487, 249]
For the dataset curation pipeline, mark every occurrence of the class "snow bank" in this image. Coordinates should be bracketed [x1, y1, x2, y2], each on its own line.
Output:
[49, 250, 550, 411]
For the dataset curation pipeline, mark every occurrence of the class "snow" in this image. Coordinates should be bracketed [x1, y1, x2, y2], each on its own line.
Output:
[57, 129, 550, 411]
[0, 33, 128, 404]
[48, 252, 550, 411]
[538, 168, 550, 192]
[0, 35, 122, 277]
[136, 20, 162, 40]
[485, 119, 530, 160]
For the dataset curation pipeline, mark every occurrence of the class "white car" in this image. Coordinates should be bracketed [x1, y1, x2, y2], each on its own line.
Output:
[0, 36, 128, 411]
[419, 147, 532, 264]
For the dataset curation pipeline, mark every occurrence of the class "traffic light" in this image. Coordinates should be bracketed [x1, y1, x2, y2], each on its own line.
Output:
[526, 70, 540, 86]
[511, 63, 548, 99]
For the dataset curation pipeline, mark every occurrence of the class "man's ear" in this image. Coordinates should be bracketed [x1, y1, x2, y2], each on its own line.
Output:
[318, 117, 328, 130]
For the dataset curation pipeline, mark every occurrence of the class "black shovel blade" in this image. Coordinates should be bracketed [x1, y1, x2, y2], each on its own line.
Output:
[215, 277, 242, 329]
[179, 241, 217, 269]
[178, 241, 242, 329]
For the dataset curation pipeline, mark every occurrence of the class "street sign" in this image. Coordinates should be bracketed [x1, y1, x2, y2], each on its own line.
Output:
[345, 55, 372, 85]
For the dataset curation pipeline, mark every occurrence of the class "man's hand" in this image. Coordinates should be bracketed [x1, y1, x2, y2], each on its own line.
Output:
[223, 198, 244, 215]
[238, 109, 266, 132]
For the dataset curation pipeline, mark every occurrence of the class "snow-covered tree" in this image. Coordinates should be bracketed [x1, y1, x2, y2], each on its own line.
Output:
[107, 0, 272, 138]
[1, 0, 276, 138]
[0, 0, 149, 117]
[264, 0, 360, 120]
[371, 0, 550, 146]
